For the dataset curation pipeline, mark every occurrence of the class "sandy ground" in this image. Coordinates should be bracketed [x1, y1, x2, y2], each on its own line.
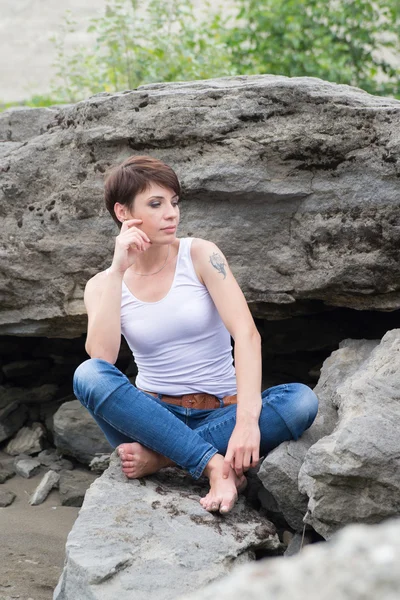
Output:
[0, 459, 80, 600]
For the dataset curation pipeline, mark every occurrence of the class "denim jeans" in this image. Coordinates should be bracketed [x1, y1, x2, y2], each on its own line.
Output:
[73, 358, 318, 479]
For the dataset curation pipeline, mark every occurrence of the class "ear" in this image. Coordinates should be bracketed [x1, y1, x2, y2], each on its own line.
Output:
[114, 202, 126, 224]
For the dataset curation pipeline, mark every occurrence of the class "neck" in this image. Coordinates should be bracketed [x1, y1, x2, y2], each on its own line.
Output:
[131, 243, 172, 275]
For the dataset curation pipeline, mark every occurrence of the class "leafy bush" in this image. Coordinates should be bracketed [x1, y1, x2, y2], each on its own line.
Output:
[2, 0, 399, 110]
[49, 0, 236, 103]
[226, 0, 400, 97]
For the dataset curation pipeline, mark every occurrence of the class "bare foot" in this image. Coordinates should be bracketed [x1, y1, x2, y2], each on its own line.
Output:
[200, 454, 247, 515]
[117, 442, 173, 478]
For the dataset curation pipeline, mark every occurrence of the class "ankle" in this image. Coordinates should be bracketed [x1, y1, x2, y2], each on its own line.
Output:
[203, 454, 224, 479]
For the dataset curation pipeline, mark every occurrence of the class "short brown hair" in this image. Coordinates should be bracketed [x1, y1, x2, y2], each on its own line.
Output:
[104, 155, 181, 228]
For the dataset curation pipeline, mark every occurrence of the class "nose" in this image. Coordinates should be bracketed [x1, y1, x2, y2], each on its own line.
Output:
[165, 202, 178, 219]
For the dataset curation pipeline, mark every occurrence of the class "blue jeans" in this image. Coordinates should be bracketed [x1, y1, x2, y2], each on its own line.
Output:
[73, 358, 318, 479]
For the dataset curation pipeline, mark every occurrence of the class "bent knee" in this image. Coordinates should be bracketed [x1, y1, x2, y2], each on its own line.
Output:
[298, 383, 318, 420]
[287, 383, 319, 437]
[73, 358, 112, 397]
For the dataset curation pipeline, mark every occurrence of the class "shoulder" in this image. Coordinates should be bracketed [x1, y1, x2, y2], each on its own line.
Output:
[84, 270, 108, 304]
[189, 238, 228, 285]
[190, 237, 225, 261]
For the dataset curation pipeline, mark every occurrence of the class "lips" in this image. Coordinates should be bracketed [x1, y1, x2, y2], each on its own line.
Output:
[162, 226, 176, 232]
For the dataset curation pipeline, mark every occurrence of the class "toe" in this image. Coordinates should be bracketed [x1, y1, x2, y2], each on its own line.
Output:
[219, 494, 237, 514]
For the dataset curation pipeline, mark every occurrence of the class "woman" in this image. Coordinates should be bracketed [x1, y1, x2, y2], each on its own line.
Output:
[73, 155, 318, 514]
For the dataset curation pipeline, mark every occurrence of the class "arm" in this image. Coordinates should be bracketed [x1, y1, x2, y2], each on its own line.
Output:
[84, 271, 123, 364]
[191, 239, 262, 477]
[85, 218, 151, 363]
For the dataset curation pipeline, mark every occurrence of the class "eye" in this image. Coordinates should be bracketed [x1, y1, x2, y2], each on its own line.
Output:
[172, 200, 179, 207]
[149, 202, 160, 208]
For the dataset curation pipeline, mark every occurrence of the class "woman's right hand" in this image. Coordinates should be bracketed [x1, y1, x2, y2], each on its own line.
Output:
[110, 219, 151, 274]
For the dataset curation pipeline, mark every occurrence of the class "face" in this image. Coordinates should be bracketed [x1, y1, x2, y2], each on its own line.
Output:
[116, 183, 180, 244]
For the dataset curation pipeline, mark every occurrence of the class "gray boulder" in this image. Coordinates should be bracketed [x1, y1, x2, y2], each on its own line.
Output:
[0, 391, 27, 443]
[299, 329, 400, 538]
[0, 489, 16, 507]
[54, 455, 281, 600]
[5, 422, 46, 455]
[53, 400, 112, 464]
[30, 469, 60, 505]
[37, 448, 74, 471]
[59, 469, 97, 507]
[0, 462, 15, 483]
[1, 76, 400, 337]
[178, 518, 400, 600]
[258, 338, 378, 530]
[14, 457, 41, 478]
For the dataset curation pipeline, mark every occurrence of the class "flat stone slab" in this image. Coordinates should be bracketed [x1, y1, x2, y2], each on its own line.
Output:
[14, 457, 41, 478]
[54, 455, 281, 600]
[30, 470, 60, 506]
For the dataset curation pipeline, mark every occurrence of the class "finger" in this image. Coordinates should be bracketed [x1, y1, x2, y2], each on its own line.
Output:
[125, 218, 143, 226]
[121, 218, 142, 232]
[123, 231, 149, 250]
[242, 450, 252, 472]
[222, 451, 233, 479]
[251, 447, 260, 468]
[233, 450, 244, 478]
[123, 228, 151, 244]
[122, 233, 144, 251]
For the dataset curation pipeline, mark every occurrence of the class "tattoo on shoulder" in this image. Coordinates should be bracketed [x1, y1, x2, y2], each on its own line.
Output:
[209, 252, 227, 279]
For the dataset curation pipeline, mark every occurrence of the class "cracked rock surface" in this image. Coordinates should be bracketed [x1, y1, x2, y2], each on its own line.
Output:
[1, 76, 400, 336]
[299, 329, 400, 538]
[178, 518, 400, 600]
[54, 454, 280, 600]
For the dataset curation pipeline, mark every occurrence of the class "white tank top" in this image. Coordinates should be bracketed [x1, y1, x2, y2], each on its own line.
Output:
[120, 237, 237, 396]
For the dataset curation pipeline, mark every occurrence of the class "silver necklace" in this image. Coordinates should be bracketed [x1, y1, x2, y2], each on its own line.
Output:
[132, 245, 170, 276]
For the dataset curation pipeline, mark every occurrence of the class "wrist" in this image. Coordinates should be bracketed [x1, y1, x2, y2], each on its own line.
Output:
[236, 400, 261, 424]
[108, 264, 126, 277]
[236, 411, 260, 425]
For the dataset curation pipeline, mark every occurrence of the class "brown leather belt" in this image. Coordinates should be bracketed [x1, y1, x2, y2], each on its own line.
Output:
[141, 390, 237, 410]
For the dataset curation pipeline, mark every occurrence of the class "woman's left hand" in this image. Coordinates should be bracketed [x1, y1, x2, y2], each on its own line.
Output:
[222, 422, 261, 478]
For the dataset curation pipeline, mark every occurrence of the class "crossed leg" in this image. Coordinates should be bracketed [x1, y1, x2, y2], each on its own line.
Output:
[74, 359, 318, 515]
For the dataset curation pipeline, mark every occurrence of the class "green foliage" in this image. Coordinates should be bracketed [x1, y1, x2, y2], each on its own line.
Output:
[226, 0, 400, 97]
[3, 0, 399, 110]
[48, 0, 236, 103]
[0, 94, 61, 113]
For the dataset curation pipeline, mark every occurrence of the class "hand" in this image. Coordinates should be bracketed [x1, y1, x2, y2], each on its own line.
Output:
[110, 219, 151, 274]
[223, 422, 260, 479]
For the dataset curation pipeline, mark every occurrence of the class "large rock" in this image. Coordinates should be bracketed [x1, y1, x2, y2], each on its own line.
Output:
[299, 329, 400, 538]
[178, 518, 400, 600]
[53, 399, 112, 464]
[1, 77, 400, 337]
[258, 338, 378, 530]
[54, 455, 281, 600]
